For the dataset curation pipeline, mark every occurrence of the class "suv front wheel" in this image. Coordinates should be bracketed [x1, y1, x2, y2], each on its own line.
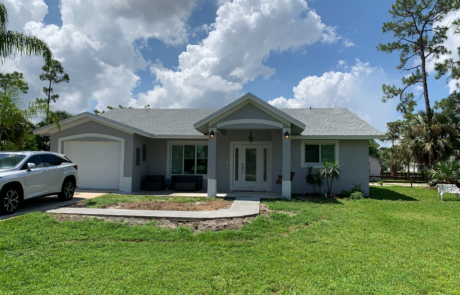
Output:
[58, 179, 75, 201]
[1, 186, 20, 215]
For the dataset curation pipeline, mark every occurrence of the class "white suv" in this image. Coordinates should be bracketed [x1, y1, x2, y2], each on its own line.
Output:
[0, 151, 79, 215]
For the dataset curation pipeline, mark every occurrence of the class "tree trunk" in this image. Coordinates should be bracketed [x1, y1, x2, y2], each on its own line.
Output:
[407, 157, 410, 175]
[420, 50, 431, 122]
[46, 79, 52, 124]
[391, 163, 397, 177]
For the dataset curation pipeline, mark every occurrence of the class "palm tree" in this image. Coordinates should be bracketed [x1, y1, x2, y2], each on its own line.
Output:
[0, 3, 52, 63]
[402, 110, 458, 169]
[380, 146, 403, 176]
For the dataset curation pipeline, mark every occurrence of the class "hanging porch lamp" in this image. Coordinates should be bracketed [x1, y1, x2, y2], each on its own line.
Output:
[248, 130, 254, 143]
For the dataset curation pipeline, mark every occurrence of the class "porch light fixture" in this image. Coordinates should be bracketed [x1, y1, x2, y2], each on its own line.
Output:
[248, 130, 254, 143]
[284, 130, 290, 139]
[210, 130, 215, 139]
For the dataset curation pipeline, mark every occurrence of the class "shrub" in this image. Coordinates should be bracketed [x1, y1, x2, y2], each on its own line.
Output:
[305, 166, 324, 194]
[427, 156, 460, 184]
[350, 191, 364, 200]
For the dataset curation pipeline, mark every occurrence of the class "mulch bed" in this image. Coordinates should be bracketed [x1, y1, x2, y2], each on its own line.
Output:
[69, 200, 232, 211]
[102, 200, 232, 211]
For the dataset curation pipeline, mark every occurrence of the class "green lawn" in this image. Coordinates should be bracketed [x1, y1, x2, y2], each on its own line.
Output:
[2, 186, 460, 294]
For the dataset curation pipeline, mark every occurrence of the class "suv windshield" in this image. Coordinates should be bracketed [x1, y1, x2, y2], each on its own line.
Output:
[0, 154, 26, 169]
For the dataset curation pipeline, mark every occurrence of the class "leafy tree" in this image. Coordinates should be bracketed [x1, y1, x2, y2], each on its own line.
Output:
[378, 0, 460, 121]
[35, 110, 72, 151]
[0, 84, 59, 146]
[369, 140, 381, 157]
[0, 71, 28, 94]
[94, 104, 149, 114]
[36, 58, 69, 117]
[380, 146, 404, 176]
[0, 3, 52, 63]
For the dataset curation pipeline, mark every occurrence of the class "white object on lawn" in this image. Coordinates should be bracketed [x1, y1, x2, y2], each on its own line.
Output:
[437, 184, 460, 201]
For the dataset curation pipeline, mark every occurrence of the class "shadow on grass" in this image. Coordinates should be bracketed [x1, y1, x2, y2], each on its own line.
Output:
[262, 197, 343, 205]
[370, 187, 419, 201]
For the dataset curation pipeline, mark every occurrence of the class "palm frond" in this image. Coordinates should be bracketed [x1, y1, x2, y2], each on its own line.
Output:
[0, 30, 52, 63]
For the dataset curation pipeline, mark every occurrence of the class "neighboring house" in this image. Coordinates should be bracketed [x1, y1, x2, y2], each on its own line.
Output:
[33, 93, 385, 197]
[402, 162, 428, 173]
[369, 155, 384, 180]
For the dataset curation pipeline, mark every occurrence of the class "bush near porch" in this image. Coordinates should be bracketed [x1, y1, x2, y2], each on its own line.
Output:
[2, 186, 460, 294]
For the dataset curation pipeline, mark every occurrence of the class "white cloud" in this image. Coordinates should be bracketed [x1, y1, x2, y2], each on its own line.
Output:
[268, 59, 399, 132]
[427, 10, 460, 92]
[3, 0, 48, 31]
[342, 38, 355, 47]
[135, 0, 339, 108]
[2, 0, 198, 114]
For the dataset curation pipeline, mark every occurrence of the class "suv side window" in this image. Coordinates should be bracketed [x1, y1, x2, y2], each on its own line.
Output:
[27, 155, 45, 168]
[42, 154, 62, 167]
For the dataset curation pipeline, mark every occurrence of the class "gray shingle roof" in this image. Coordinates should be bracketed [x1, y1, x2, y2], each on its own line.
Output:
[282, 108, 384, 136]
[100, 109, 218, 136]
[99, 108, 384, 137]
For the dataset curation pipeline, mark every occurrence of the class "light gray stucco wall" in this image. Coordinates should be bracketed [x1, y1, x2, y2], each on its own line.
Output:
[290, 139, 370, 195]
[132, 134, 150, 191]
[49, 121, 134, 178]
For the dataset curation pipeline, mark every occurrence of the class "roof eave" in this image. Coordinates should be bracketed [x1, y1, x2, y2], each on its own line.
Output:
[33, 112, 155, 138]
[292, 135, 387, 140]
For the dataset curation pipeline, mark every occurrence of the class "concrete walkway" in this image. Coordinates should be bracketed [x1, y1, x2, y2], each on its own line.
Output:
[47, 197, 260, 221]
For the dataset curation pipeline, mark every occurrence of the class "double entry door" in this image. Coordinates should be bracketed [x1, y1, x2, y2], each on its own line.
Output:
[231, 143, 271, 191]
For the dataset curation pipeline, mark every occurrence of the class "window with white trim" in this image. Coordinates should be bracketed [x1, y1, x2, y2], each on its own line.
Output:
[171, 144, 208, 175]
[301, 140, 339, 168]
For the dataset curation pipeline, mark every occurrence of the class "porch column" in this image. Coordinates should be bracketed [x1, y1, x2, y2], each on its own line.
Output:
[207, 127, 217, 197]
[282, 128, 291, 199]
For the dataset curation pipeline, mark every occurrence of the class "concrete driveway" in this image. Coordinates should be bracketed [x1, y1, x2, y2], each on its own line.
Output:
[0, 190, 109, 221]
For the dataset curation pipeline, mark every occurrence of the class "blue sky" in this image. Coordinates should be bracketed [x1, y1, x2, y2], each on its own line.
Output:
[4, 0, 460, 136]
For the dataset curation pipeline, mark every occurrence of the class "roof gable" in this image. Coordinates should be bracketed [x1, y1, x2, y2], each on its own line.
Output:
[194, 93, 306, 133]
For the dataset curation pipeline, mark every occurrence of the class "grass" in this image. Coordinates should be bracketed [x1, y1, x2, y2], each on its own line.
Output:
[2, 186, 460, 294]
[82, 194, 229, 208]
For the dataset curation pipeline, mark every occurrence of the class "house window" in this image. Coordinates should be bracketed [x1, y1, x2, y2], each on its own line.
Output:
[171, 144, 208, 175]
[301, 140, 339, 168]
[305, 144, 335, 164]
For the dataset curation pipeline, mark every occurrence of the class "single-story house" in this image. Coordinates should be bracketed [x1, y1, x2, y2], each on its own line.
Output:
[34, 93, 385, 197]
[402, 162, 428, 173]
[369, 155, 385, 180]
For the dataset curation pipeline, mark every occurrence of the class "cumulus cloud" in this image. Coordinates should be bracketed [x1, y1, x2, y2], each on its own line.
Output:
[426, 10, 460, 92]
[2, 0, 198, 114]
[268, 59, 398, 132]
[135, 0, 338, 108]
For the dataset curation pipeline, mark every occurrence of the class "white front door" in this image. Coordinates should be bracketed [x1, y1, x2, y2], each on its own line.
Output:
[231, 143, 271, 191]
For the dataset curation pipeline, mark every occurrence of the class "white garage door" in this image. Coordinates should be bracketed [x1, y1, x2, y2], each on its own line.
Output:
[64, 141, 121, 190]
